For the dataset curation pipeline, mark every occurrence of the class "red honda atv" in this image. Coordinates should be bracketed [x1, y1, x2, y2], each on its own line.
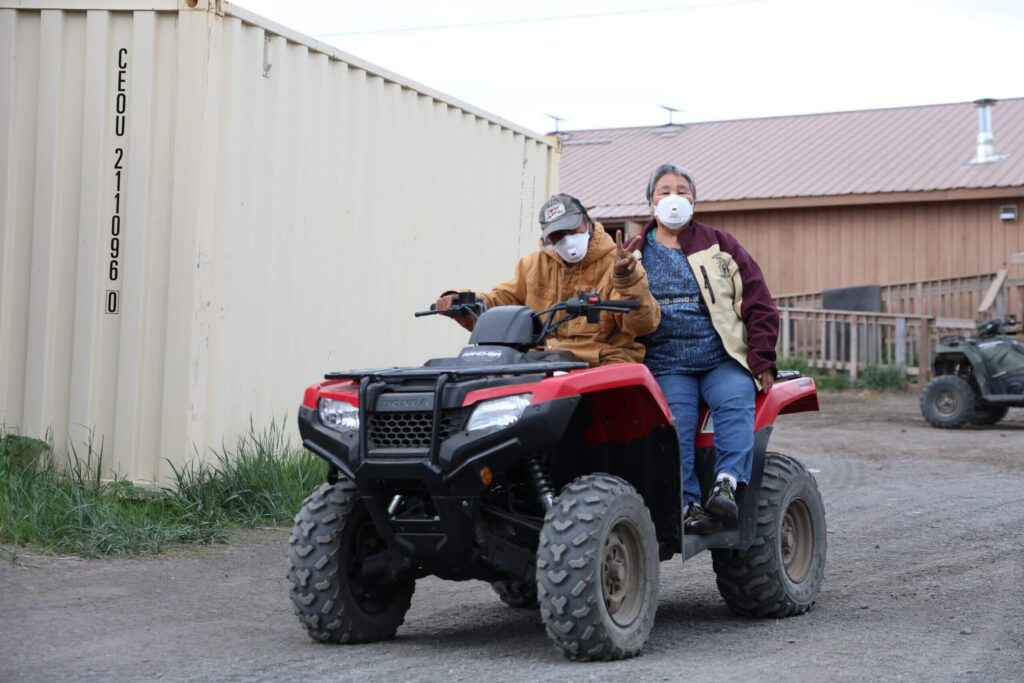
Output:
[289, 292, 826, 660]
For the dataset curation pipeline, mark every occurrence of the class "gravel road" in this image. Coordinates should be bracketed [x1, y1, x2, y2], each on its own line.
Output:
[2, 392, 1022, 682]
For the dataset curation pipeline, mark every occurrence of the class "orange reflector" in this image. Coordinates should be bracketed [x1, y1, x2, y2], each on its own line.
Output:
[479, 466, 493, 486]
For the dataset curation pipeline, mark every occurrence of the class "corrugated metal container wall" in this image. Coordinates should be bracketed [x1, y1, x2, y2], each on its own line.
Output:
[0, 1, 559, 481]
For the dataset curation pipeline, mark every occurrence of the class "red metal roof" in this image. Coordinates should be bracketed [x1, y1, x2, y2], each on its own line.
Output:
[558, 99, 1024, 219]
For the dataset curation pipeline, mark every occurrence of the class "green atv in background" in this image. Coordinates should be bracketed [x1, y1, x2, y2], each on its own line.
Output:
[920, 316, 1024, 428]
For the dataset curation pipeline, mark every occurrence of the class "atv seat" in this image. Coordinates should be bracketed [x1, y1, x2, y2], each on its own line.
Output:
[524, 350, 582, 364]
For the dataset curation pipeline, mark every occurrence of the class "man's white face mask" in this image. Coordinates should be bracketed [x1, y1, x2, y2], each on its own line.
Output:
[550, 232, 590, 263]
[655, 195, 693, 231]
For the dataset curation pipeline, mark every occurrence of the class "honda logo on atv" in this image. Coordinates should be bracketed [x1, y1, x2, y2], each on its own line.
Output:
[376, 394, 433, 411]
[460, 350, 503, 361]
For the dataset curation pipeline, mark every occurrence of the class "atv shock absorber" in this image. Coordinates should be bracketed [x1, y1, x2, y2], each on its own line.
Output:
[527, 456, 556, 512]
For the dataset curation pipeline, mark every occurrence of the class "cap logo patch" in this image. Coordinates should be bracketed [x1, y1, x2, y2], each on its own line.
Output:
[544, 203, 566, 222]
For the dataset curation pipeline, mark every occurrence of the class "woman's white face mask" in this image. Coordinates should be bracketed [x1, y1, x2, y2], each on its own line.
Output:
[655, 195, 693, 231]
[549, 232, 590, 263]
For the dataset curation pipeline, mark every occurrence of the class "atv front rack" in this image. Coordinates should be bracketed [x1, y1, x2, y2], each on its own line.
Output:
[324, 362, 587, 382]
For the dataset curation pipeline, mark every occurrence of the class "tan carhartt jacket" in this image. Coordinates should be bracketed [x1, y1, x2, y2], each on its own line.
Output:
[454, 224, 660, 366]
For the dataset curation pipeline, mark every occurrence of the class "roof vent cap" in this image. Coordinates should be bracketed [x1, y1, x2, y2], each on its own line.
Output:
[969, 98, 1008, 164]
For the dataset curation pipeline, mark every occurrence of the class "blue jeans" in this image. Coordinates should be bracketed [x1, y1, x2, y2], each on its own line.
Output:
[654, 360, 756, 506]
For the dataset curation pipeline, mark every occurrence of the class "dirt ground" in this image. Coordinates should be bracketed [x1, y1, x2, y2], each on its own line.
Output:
[2, 392, 1023, 682]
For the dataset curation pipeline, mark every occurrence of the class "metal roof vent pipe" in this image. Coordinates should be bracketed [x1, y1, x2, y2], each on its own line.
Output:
[970, 98, 1008, 164]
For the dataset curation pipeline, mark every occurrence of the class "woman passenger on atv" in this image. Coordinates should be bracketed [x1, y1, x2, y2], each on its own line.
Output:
[436, 193, 660, 366]
[637, 164, 779, 535]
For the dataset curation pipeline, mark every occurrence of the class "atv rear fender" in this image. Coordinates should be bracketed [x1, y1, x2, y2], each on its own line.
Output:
[695, 375, 819, 449]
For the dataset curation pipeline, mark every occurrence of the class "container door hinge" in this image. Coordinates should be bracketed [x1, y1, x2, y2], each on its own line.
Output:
[263, 35, 273, 78]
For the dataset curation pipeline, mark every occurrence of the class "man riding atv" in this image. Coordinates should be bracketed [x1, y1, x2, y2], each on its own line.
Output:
[435, 193, 660, 366]
[288, 193, 826, 661]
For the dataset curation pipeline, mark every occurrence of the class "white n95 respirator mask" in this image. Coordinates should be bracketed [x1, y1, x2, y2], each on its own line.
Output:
[655, 195, 693, 231]
[550, 232, 590, 263]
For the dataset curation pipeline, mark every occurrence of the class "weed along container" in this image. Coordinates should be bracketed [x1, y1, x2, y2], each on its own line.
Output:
[0, 0, 559, 482]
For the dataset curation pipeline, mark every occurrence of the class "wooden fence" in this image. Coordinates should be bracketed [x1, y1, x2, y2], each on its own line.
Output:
[777, 308, 934, 380]
[773, 270, 1024, 379]
[774, 272, 1007, 321]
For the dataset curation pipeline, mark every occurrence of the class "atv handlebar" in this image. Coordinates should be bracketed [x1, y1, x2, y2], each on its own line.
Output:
[416, 290, 641, 348]
[977, 315, 1021, 338]
[415, 291, 483, 320]
[533, 292, 641, 342]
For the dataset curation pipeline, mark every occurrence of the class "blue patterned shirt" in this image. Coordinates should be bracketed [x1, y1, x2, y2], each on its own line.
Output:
[640, 231, 729, 375]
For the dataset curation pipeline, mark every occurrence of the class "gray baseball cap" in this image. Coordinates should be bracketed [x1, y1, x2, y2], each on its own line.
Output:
[539, 193, 588, 241]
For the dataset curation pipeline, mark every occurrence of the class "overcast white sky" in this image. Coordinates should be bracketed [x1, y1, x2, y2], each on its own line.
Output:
[238, 0, 1023, 135]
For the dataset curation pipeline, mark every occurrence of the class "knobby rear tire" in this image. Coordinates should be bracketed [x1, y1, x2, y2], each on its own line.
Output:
[968, 403, 1009, 426]
[491, 580, 539, 608]
[712, 453, 826, 618]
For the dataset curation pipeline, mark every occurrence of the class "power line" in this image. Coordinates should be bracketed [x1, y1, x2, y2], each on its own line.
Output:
[315, 0, 763, 38]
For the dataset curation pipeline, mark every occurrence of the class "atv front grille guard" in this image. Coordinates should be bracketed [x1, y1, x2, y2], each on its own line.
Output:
[325, 363, 587, 465]
[367, 410, 463, 450]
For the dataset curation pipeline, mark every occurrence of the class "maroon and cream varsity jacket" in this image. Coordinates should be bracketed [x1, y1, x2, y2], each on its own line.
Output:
[639, 219, 779, 383]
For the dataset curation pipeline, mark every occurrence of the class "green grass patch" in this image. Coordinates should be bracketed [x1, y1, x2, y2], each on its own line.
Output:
[169, 422, 324, 528]
[0, 422, 324, 558]
[855, 364, 907, 391]
[777, 357, 906, 392]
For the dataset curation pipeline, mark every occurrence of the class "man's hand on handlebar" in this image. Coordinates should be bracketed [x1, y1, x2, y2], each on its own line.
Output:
[423, 291, 482, 319]
[435, 294, 458, 316]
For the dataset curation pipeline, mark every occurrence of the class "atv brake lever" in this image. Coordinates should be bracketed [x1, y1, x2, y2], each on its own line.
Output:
[601, 300, 641, 311]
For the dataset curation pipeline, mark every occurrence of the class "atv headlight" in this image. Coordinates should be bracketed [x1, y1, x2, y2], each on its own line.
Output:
[467, 394, 532, 432]
[319, 398, 359, 432]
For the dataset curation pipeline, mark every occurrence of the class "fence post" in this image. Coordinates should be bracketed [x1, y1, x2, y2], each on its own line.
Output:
[828, 315, 837, 370]
[919, 317, 931, 381]
[849, 314, 859, 382]
[895, 317, 907, 377]
[781, 309, 790, 360]
[819, 317, 827, 369]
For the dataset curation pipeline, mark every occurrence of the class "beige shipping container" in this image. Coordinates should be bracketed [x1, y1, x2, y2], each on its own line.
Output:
[0, 0, 559, 482]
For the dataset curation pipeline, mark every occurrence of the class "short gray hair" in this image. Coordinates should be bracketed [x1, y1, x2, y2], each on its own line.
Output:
[646, 164, 697, 202]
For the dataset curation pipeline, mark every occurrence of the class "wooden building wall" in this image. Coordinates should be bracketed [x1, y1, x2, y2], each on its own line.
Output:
[618, 196, 1023, 300]
[697, 197, 1023, 296]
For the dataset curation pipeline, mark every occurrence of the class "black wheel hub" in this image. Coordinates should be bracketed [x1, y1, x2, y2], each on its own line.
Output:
[781, 498, 814, 583]
[602, 520, 645, 626]
[934, 389, 960, 416]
